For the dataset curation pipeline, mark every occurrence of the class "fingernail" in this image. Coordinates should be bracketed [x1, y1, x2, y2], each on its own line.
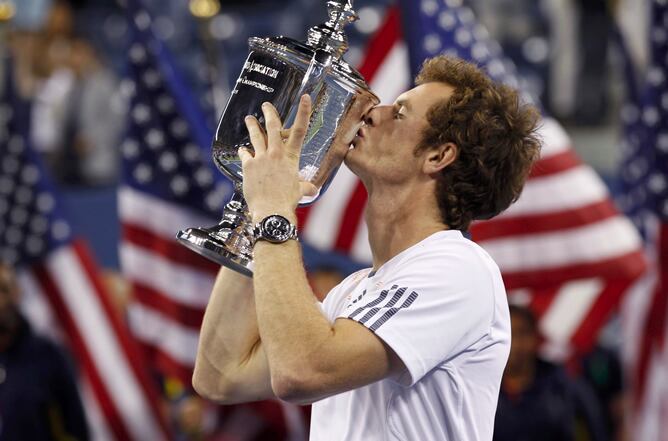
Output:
[245, 115, 253, 121]
[262, 102, 270, 108]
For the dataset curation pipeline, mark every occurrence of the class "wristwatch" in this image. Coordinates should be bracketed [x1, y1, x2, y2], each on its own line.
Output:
[252, 214, 298, 244]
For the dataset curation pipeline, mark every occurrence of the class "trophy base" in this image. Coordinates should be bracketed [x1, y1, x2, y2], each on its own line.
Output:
[176, 227, 254, 277]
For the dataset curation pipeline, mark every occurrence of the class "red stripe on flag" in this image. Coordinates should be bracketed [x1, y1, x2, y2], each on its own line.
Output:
[570, 278, 634, 353]
[529, 285, 561, 318]
[296, 206, 312, 232]
[123, 224, 219, 275]
[634, 224, 668, 407]
[73, 241, 172, 439]
[471, 200, 619, 241]
[529, 149, 582, 178]
[357, 6, 402, 80]
[33, 260, 132, 441]
[133, 281, 205, 329]
[502, 250, 647, 290]
[334, 182, 368, 252]
[137, 340, 194, 386]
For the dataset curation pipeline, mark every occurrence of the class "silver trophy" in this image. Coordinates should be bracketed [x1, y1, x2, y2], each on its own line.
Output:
[176, 0, 379, 276]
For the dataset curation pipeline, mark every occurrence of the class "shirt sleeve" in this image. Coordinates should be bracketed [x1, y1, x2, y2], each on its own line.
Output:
[337, 240, 498, 386]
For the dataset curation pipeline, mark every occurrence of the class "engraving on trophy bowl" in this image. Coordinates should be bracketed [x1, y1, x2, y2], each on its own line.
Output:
[212, 49, 306, 183]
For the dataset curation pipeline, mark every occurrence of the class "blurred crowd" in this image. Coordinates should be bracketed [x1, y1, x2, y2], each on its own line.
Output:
[2, 0, 646, 190]
[0, 0, 649, 439]
[5, 0, 124, 187]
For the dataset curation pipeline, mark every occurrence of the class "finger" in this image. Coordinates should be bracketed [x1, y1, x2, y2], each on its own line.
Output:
[261, 102, 283, 150]
[287, 95, 312, 152]
[238, 146, 253, 166]
[245, 115, 268, 155]
[299, 181, 318, 198]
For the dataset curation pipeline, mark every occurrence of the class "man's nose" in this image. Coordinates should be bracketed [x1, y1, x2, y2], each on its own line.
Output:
[364, 105, 392, 126]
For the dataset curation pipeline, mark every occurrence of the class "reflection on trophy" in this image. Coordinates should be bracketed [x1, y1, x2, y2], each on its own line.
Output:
[176, 0, 379, 276]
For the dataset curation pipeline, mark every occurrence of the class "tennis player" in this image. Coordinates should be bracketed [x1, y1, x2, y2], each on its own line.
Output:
[193, 55, 541, 441]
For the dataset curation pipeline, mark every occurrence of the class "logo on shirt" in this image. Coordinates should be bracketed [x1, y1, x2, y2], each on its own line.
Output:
[347, 285, 419, 332]
[350, 289, 367, 305]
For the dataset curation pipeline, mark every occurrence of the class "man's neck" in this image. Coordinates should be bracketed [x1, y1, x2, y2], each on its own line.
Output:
[365, 183, 448, 270]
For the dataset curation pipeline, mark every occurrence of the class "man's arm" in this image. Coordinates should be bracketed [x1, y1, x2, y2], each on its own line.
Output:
[234, 97, 404, 404]
[192, 267, 274, 403]
[252, 240, 404, 404]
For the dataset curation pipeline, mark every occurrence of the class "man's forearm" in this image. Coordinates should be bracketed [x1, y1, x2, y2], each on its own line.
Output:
[252, 239, 338, 399]
[193, 266, 268, 401]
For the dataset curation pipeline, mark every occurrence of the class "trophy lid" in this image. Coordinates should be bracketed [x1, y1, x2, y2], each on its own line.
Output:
[248, 35, 373, 95]
[306, 0, 357, 58]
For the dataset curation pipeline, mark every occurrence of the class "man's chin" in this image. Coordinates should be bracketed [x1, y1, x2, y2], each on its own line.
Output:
[343, 151, 364, 176]
[343, 151, 357, 169]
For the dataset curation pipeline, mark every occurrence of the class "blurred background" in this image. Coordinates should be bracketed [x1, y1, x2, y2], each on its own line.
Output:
[0, 0, 666, 440]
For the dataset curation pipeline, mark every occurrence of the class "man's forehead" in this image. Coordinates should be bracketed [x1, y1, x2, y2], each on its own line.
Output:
[394, 82, 455, 110]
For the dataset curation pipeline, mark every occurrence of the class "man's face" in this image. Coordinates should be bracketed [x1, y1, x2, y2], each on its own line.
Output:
[344, 82, 455, 185]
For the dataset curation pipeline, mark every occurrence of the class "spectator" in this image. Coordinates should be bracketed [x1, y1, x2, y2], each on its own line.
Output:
[0, 262, 89, 440]
[573, 0, 615, 125]
[494, 304, 608, 441]
[578, 344, 628, 441]
[9, 0, 124, 186]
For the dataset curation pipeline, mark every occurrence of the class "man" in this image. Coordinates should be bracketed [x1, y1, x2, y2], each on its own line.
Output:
[494, 305, 607, 441]
[193, 55, 541, 440]
[0, 263, 89, 440]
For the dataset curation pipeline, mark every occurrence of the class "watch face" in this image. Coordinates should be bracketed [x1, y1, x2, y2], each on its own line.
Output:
[261, 215, 293, 242]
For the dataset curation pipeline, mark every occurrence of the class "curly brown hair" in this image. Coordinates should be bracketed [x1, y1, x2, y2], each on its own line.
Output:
[415, 56, 541, 231]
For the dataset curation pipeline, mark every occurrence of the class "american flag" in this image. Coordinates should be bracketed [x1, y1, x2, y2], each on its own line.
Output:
[299, 0, 646, 359]
[0, 59, 170, 439]
[618, 0, 668, 438]
[118, 0, 308, 439]
[118, 0, 647, 438]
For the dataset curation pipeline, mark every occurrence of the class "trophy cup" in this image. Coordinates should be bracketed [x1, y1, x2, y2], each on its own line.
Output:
[176, 0, 379, 276]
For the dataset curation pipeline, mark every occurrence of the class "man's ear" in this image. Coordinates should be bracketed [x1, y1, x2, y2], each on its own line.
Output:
[423, 142, 457, 175]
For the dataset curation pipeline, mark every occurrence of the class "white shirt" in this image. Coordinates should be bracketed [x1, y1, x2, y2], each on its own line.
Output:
[310, 230, 511, 441]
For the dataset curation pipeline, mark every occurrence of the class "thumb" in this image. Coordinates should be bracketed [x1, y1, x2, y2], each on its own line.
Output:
[299, 181, 318, 198]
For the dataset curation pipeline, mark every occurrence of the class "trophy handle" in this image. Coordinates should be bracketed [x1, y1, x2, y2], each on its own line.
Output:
[176, 183, 255, 277]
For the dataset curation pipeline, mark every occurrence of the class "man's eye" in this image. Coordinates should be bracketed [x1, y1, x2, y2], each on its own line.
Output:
[394, 112, 403, 120]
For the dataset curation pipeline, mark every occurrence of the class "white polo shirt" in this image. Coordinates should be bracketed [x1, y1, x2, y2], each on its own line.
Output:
[310, 230, 511, 441]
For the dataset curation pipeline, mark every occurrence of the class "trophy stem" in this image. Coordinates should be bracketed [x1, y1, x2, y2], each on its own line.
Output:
[176, 183, 255, 277]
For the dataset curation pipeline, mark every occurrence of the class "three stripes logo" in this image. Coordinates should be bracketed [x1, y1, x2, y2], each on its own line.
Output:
[347, 285, 419, 332]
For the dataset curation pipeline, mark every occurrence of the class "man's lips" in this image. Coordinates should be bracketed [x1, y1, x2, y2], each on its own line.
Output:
[357, 126, 366, 138]
[348, 123, 366, 150]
